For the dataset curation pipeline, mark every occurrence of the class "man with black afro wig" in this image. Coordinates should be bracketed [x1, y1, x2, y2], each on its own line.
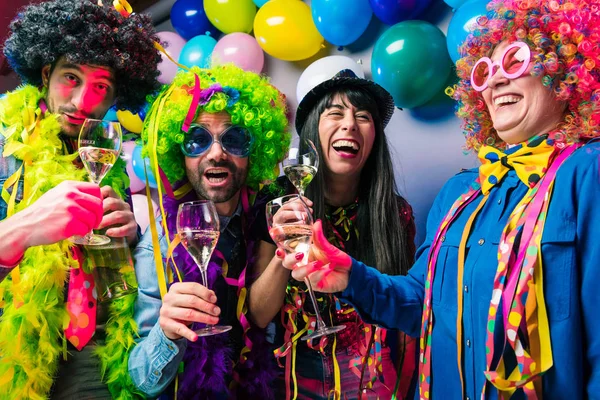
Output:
[0, 0, 162, 398]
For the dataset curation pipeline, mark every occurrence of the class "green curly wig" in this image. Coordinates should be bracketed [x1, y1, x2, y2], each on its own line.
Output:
[141, 64, 290, 190]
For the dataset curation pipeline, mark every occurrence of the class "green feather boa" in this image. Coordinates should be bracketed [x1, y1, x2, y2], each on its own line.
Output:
[0, 85, 144, 399]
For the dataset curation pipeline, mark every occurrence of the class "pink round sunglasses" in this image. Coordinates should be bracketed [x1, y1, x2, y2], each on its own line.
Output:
[470, 41, 532, 92]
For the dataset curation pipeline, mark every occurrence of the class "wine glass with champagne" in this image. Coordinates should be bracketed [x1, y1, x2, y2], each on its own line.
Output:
[177, 200, 232, 337]
[266, 195, 345, 340]
[71, 119, 122, 246]
[282, 137, 319, 196]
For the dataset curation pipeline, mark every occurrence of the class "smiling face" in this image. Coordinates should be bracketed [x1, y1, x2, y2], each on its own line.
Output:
[184, 111, 249, 209]
[481, 41, 567, 144]
[42, 56, 116, 138]
[317, 93, 376, 180]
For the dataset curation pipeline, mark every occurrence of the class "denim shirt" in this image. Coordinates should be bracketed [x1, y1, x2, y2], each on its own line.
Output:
[341, 141, 600, 400]
[0, 133, 24, 222]
[128, 203, 244, 398]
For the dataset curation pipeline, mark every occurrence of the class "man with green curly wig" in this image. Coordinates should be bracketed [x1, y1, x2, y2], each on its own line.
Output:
[128, 64, 290, 399]
[0, 0, 161, 398]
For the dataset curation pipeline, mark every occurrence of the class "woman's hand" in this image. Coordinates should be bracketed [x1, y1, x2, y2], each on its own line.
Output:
[278, 220, 352, 293]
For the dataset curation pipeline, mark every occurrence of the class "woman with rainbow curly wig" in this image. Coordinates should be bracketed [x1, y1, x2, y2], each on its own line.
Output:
[286, 0, 600, 399]
[128, 64, 290, 399]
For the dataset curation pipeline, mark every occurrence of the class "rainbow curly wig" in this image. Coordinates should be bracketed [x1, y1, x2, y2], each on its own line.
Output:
[141, 64, 290, 190]
[3, 0, 161, 113]
[451, 0, 600, 151]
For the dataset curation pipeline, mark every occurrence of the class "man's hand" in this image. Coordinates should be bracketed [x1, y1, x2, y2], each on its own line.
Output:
[159, 282, 221, 342]
[279, 220, 352, 293]
[97, 186, 137, 244]
[21, 180, 104, 248]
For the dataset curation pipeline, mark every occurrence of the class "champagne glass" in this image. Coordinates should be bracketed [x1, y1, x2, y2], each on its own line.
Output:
[177, 200, 232, 337]
[266, 194, 345, 341]
[283, 137, 319, 196]
[71, 119, 122, 246]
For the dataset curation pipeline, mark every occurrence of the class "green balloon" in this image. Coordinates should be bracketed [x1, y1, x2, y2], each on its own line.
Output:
[371, 20, 453, 109]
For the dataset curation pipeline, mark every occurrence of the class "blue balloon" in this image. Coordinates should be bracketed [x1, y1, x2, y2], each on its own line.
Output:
[369, 0, 433, 25]
[446, 0, 489, 62]
[444, 0, 469, 10]
[104, 106, 118, 122]
[253, 0, 269, 6]
[132, 144, 158, 189]
[178, 35, 217, 68]
[170, 0, 219, 40]
[312, 0, 372, 47]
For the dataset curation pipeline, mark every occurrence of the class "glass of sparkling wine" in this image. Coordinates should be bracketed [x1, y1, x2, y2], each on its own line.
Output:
[283, 137, 319, 196]
[71, 119, 122, 246]
[266, 194, 345, 340]
[177, 200, 232, 337]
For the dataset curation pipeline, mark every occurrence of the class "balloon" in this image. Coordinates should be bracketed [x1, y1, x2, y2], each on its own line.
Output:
[170, 0, 219, 40]
[122, 141, 146, 193]
[311, 0, 372, 47]
[371, 20, 452, 109]
[444, 0, 470, 10]
[212, 33, 264, 73]
[254, 0, 324, 61]
[204, 0, 257, 34]
[296, 55, 365, 103]
[253, 0, 269, 6]
[178, 35, 217, 68]
[104, 106, 118, 122]
[131, 194, 159, 235]
[131, 144, 158, 189]
[446, 0, 489, 62]
[369, 0, 433, 25]
[117, 110, 144, 134]
[156, 31, 187, 84]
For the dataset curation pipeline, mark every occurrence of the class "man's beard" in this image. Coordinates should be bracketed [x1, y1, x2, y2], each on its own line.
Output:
[187, 159, 247, 203]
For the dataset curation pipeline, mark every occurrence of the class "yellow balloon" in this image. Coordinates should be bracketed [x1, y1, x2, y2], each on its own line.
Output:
[204, 0, 257, 34]
[116, 110, 143, 134]
[254, 0, 324, 61]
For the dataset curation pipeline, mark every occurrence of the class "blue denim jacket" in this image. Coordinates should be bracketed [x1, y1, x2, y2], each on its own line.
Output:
[0, 134, 24, 222]
[128, 204, 244, 398]
[341, 141, 600, 400]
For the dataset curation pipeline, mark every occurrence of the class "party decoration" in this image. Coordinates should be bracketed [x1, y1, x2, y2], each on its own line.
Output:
[204, 0, 257, 34]
[131, 143, 158, 189]
[156, 31, 187, 84]
[212, 33, 264, 73]
[122, 141, 146, 193]
[170, 0, 219, 40]
[371, 20, 452, 109]
[311, 0, 372, 47]
[254, 0, 324, 61]
[444, 0, 469, 10]
[117, 109, 144, 134]
[178, 34, 217, 68]
[131, 194, 159, 234]
[296, 55, 365, 103]
[104, 106, 118, 122]
[369, 0, 433, 25]
[446, 0, 489, 62]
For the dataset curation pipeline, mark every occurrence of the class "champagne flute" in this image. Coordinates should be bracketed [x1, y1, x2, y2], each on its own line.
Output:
[177, 200, 232, 337]
[266, 194, 345, 341]
[71, 119, 122, 246]
[283, 137, 319, 196]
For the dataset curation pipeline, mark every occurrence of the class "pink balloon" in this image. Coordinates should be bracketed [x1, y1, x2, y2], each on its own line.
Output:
[123, 141, 146, 193]
[212, 32, 264, 73]
[156, 31, 187, 84]
[131, 194, 159, 235]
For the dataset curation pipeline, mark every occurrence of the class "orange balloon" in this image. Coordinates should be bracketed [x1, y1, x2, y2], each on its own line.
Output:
[254, 0, 324, 61]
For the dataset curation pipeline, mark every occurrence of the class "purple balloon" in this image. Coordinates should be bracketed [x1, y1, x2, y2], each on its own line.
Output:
[212, 33, 264, 73]
[156, 31, 187, 84]
[369, 0, 432, 25]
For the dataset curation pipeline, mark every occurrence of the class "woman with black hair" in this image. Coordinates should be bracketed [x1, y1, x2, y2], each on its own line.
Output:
[249, 70, 417, 399]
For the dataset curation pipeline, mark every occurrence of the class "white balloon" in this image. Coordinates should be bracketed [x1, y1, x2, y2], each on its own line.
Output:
[131, 194, 159, 235]
[296, 55, 365, 104]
